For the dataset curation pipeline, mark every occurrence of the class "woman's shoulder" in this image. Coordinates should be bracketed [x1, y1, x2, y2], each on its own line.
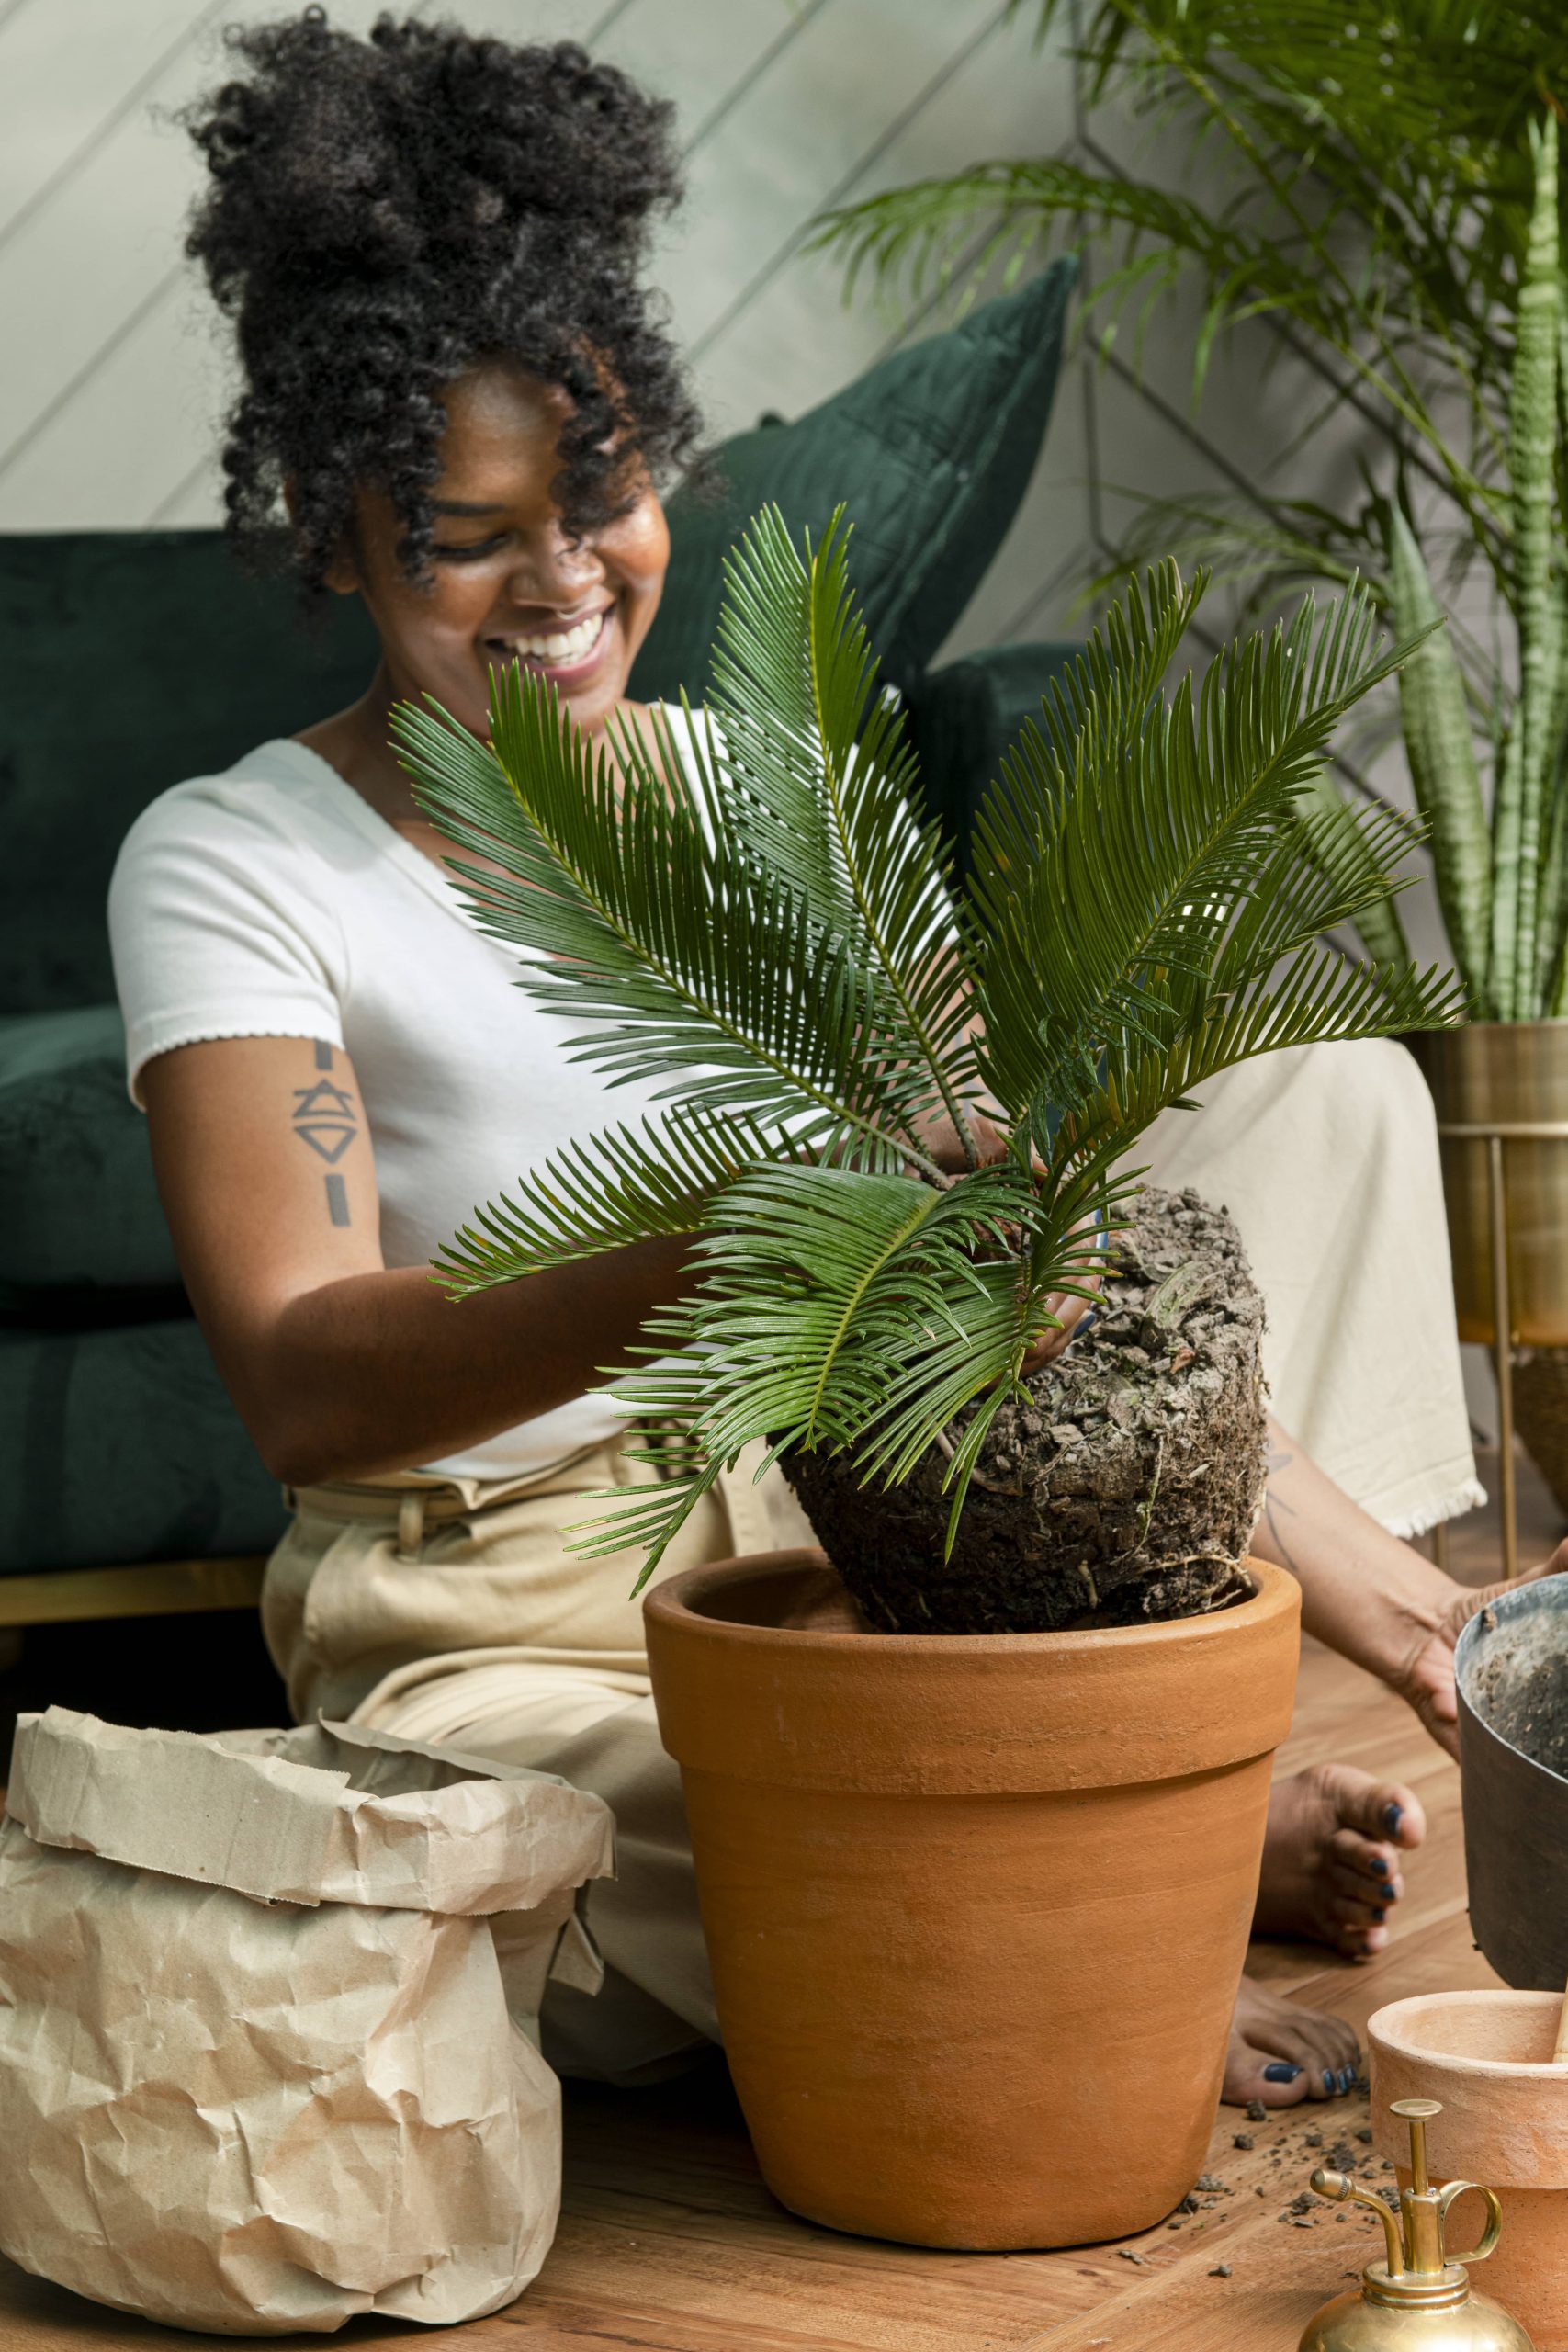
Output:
[112, 739, 347, 879]
[107, 740, 365, 992]
[107, 741, 355, 1096]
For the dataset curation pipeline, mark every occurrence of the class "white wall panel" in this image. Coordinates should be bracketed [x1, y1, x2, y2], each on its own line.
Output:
[0, 0, 1381, 757]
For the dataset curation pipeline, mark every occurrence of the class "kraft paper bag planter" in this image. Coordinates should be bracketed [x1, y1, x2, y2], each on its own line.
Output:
[0, 1706, 615, 2335]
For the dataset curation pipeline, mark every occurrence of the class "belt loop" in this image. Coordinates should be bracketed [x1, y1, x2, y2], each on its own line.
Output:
[394, 1491, 427, 1564]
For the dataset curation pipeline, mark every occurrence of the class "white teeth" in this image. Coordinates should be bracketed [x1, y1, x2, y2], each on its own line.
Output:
[495, 610, 606, 664]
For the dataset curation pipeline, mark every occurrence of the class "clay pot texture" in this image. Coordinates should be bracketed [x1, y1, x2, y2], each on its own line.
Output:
[644, 1549, 1300, 2251]
[1370, 1991, 1568, 2352]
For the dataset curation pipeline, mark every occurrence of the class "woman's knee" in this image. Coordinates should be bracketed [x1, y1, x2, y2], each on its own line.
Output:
[1297, 1035, 1438, 1156]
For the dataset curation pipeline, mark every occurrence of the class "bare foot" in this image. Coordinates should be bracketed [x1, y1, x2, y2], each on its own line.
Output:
[1224, 1973, 1362, 2107]
[1253, 1762, 1425, 1959]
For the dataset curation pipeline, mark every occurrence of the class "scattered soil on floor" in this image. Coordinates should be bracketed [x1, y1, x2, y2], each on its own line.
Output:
[783, 1184, 1269, 1634]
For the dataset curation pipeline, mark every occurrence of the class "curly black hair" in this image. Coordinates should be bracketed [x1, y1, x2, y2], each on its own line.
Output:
[185, 8, 703, 593]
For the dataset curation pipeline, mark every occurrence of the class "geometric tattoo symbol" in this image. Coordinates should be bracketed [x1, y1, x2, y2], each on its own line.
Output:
[292, 1078, 355, 1119]
[293, 1122, 357, 1164]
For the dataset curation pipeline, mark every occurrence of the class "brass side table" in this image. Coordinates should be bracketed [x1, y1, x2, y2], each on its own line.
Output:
[1436, 1117, 1568, 1580]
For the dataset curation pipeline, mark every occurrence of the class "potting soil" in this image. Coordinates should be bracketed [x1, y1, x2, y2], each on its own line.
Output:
[1470, 1606, 1568, 1780]
[784, 1184, 1269, 1634]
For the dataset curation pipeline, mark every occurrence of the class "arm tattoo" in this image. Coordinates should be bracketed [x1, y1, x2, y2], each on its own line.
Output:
[292, 1040, 359, 1226]
[1262, 1438, 1303, 1575]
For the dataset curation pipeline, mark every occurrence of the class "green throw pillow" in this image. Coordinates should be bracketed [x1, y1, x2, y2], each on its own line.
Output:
[903, 640, 1086, 879]
[0, 1006, 179, 1292]
[630, 260, 1078, 705]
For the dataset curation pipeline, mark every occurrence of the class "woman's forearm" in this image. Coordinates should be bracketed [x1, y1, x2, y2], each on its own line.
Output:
[217, 1239, 691, 1487]
[1250, 1418, 1454, 1688]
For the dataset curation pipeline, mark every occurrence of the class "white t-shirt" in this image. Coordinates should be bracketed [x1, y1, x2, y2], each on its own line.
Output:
[108, 733, 681, 1481]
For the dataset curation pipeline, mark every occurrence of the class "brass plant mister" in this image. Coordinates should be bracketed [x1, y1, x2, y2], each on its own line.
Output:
[1298, 2099, 1534, 2352]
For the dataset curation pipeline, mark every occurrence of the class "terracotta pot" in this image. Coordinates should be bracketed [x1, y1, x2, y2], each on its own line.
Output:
[1413, 1022, 1568, 1345]
[1370, 1991, 1568, 2351]
[644, 1548, 1300, 2250]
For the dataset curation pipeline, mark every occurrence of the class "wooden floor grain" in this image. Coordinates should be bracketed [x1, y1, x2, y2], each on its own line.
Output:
[0, 1462, 1551, 2352]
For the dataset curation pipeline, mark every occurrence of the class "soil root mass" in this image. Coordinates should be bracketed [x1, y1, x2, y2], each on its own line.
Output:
[784, 1184, 1269, 1634]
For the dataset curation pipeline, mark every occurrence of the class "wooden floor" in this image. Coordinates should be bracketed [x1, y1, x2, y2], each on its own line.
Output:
[0, 1454, 1552, 2352]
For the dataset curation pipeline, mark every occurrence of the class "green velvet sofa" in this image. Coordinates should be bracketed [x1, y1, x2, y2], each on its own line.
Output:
[0, 264, 1082, 1630]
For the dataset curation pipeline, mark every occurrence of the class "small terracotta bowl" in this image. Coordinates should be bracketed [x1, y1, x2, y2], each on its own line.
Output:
[1370, 1991, 1568, 2350]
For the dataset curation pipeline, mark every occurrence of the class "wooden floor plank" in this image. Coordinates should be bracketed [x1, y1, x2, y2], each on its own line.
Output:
[0, 1629, 1510, 2352]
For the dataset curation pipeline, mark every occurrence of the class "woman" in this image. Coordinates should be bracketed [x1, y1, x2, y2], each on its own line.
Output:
[111, 11, 1535, 2109]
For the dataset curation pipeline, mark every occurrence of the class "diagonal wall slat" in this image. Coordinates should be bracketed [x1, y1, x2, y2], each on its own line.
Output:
[0, 0, 221, 251]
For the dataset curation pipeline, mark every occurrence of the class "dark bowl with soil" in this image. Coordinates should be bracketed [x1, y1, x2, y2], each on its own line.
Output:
[1457, 1577, 1568, 1989]
[784, 1183, 1268, 1635]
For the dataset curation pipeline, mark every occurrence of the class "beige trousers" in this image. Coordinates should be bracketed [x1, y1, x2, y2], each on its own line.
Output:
[263, 1434, 814, 2084]
[263, 1037, 1479, 2077]
[1137, 1037, 1481, 1536]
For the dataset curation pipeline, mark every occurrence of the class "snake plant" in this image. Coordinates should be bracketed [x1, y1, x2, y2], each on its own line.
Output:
[393, 509, 1462, 1577]
[818, 5, 1568, 1022]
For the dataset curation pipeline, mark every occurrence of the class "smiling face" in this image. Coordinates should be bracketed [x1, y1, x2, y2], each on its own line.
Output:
[326, 359, 671, 739]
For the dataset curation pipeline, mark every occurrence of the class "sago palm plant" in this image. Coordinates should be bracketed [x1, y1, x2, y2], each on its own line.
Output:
[818, 2, 1568, 1021]
[394, 509, 1463, 1634]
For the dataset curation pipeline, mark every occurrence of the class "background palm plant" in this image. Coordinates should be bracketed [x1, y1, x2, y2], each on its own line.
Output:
[817, 2, 1568, 1021]
[394, 508, 1463, 1597]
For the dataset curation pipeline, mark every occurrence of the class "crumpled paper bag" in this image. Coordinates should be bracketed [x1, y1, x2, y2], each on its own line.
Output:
[0, 1706, 615, 2335]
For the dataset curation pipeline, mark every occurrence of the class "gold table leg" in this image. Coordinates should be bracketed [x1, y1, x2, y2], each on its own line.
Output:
[1488, 1133, 1519, 1580]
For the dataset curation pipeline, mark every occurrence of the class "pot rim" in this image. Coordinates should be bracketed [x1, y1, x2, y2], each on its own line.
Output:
[1456, 1578, 1568, 1783]
[644, 1547, 1294, 1657]
[1370, 1992, 1567, 2081]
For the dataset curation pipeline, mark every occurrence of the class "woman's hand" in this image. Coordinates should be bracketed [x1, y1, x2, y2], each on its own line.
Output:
[910, 1104, 1100, 1375]
[1023, 1290, 1098, 1374]
[1252, 1419, 1568, 1759]
[1391, 1544, 1568, 1758]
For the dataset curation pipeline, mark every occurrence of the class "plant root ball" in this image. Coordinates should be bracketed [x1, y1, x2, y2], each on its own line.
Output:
[784, 1184, 1269, 1635]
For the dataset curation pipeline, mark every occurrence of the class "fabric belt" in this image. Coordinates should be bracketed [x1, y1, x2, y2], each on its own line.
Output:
[285, 1433, 619, 1566]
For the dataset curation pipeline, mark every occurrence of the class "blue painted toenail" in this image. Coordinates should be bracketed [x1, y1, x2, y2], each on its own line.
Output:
[1263, 2064, 1302, 2082]
[1337, 2068, 1356, 2092]
[1370, 1857, 1390, 1876]
[1383, 1803, 1404, 1836]
[1373, 1909, 1386, 1924]
[1323, 2070, 1337, 2093]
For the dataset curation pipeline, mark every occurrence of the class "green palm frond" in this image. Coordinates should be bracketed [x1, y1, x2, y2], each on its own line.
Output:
[396, 513, 1461, 1583]
[814, 6, 1568, 1023]
[1282, 773, 1415, 972]
[965, 567, 1431, 1148]
[1207, 783, 1418, 985]
[393, 681, 937, 1178]
[1064, 942, 1466, 1176]
[577, 1160, 1043, 1583]
[1080, 492, 1404, 657]
[431, 1104, 789, 1294]
[705, 508, 980, 1158]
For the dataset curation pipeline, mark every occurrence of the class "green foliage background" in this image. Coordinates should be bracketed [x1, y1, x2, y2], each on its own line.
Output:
[819, 1, 1568, 1019]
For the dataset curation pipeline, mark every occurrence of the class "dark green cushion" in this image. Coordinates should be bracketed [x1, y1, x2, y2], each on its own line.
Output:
[630, 263, 1079, 707]
[903, 639, 1086, 880]
[0, 270, 1075, 1014]
[0, 1319, 287, 1573]
[0, 537, 378, 1012]
[0, 1007, 176, 1291]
